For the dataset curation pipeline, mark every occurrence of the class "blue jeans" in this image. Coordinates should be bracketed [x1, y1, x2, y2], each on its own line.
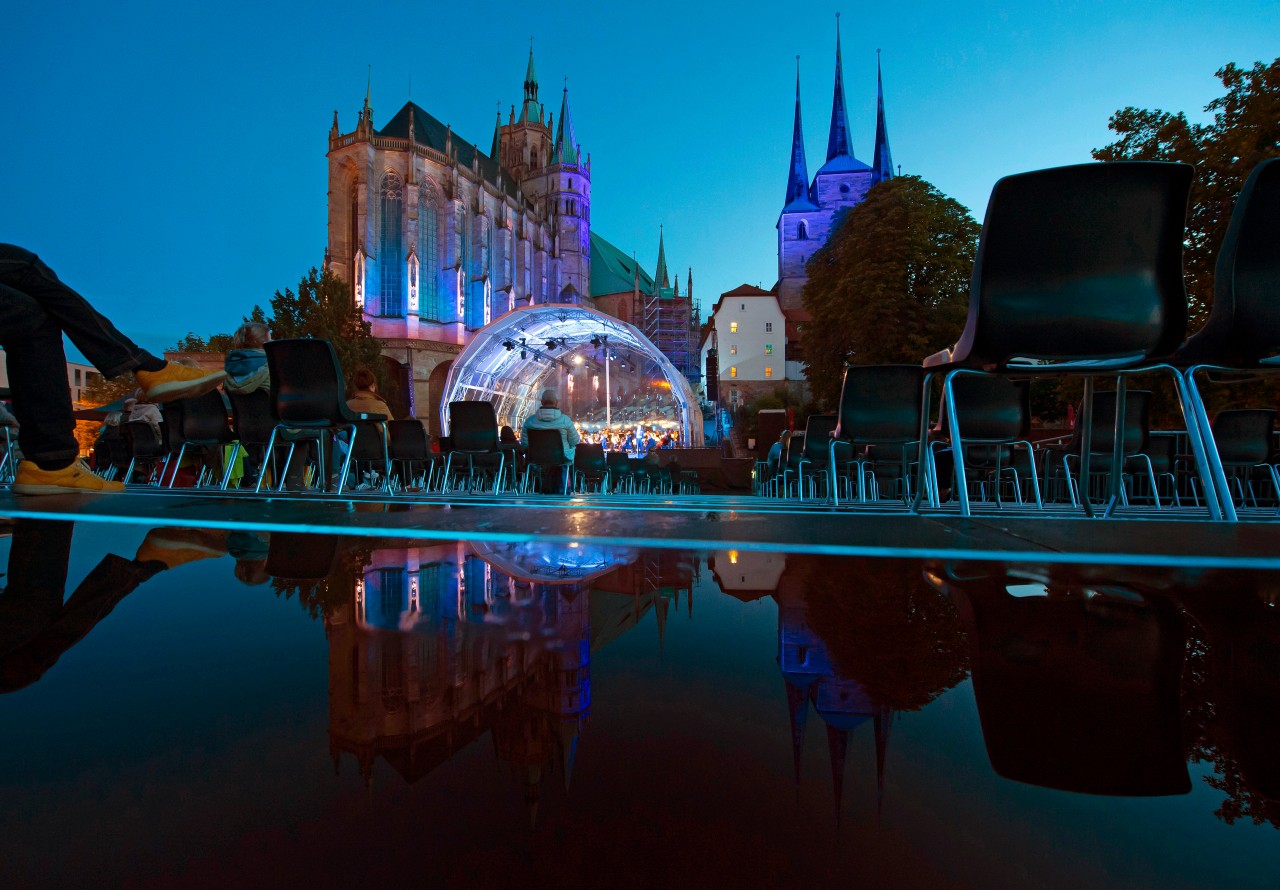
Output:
[0, 245, 150, 465]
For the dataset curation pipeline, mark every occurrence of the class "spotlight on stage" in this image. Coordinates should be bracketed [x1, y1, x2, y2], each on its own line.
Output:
[520, 349, 526, 360]
[546, 339, 559, 351]
[590, 336, 602, 349]
[503, 340, 515, 351]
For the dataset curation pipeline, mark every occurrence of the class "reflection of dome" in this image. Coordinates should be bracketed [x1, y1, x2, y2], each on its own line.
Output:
[470, 540, 636, 586]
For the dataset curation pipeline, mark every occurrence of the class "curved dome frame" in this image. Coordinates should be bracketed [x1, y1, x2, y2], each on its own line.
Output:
[440, 304, 703, 442]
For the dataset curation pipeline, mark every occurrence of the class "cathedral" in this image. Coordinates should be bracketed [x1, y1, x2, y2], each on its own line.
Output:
[324, 50, 698, 428]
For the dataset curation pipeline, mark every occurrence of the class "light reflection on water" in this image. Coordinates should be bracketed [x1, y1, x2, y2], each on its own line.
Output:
[0, 520, 1277, 887]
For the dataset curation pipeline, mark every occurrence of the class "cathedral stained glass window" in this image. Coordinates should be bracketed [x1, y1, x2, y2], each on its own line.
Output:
[378, 172, 404, 317]
[418, 185, 441, 321]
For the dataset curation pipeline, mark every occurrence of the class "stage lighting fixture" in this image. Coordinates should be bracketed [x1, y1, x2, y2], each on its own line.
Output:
[520, 349, 526, 360]
[502, 340, 515, 351]
[590, 336, 602, 348]
[546, 339, 558, 351]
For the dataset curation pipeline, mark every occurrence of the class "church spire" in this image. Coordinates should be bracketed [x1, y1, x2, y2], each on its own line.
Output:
[491, 103, 502, 158]
[553, 82, 580, 164]
[655, 226, 670, 290]
[521, 41, 541, 123]
[783, 57, 815, 210]
[826, 14, 853, 162]
[871, 50, 894, 185]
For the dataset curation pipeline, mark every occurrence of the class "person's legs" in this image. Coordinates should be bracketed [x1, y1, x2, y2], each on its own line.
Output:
[0, 245, 150, 377]
[0, 281, 80, 466]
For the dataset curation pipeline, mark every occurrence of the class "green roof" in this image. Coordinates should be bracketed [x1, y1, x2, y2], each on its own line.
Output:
[590, 232, 656, 297]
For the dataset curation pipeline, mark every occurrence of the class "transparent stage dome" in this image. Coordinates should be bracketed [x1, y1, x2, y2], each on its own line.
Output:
[440, 304, 703, 442]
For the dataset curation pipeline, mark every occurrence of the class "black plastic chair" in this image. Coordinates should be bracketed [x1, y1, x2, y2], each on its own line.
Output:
[828, 365, 924, 504]
[1042, 391, 1162, 508]
[339, 420, 393, 493]
[1207, 409, 1280, 508]
[260, 339, 388, 494]
[929, 376, 1041, 510]
[915, 161, 1220, 518]
[227, 389, 277, 490]
[605, 449, 633, 493]
[795, 414, 837, 500]
[779, 431, 806, 499]
[522, 428, 571, 494]
[165, 390, 235, 489]
[387, 419, 432, 491]
[122, 420, 165, 485]
[444, 401, 506, 493]
[1175, 158, 1280, 520]
[573, 443, 610, 493]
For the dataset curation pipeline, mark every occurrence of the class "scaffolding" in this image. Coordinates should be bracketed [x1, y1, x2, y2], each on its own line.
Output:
[642, 286, 700, 390]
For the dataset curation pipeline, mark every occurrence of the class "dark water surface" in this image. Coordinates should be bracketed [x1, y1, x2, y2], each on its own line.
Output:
[0, 519, 1277, 888]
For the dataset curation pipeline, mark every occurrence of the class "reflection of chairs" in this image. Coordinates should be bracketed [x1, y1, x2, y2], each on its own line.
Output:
[1176, 159, 1280, 520]
[522, 429, 571, 494]
[387, 420, 432, 491]
[829, 365, 923, 504]
[165, 390, 235, 489]
[444, 401, 506, 493]
[935, 568, 1190, 796]
[265, 533, 339, 581]
[260, 339, 388, 494]
[917, 162, 1218, 518]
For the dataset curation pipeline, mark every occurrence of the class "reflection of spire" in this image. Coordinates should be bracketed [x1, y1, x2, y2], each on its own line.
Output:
[786, 680, 810, 798]
[558, 719, 579, 791]
[827, 724, 849, 827]
[525, 764, 542, 830]
[875, 707, 892, 821]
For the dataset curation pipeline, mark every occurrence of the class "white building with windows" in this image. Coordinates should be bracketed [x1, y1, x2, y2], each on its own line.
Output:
[701, 285, 789, 408]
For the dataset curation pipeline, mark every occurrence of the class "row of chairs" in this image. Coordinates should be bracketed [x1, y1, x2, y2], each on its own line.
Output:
[762, 158, 1279, 521]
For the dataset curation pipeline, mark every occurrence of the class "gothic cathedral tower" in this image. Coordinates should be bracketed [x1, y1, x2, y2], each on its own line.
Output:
[497, 49, 591, 302]
[776, 16, 893, 314]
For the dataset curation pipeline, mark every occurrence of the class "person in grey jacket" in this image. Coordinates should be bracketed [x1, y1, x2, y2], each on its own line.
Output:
[520, 388, 580, 461]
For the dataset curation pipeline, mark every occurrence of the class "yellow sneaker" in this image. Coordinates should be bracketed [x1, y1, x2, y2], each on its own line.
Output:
[12, 459, 126, 495]
[134, 364, 227, 403]
[135, 527, 228, 569]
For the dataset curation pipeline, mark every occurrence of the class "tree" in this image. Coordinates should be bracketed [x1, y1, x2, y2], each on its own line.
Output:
[266, 267, 395, 399]
[170, 331, 235, 353]
[800, 176, 979, 407]
[1093, 59, 1280, 328]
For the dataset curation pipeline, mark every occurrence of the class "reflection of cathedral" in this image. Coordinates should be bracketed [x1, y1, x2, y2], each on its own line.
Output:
[323, 541, 691, 818]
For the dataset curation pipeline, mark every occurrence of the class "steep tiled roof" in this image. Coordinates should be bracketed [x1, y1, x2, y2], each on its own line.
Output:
[378, 102, 519, 199]
[590, 232, 655, 297]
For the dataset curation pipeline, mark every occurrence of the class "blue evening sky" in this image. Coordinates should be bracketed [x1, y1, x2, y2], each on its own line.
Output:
[1, 1, 1275, 359]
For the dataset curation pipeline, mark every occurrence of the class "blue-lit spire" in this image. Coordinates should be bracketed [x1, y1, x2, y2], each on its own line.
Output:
[520, 42, 541, 123]
[553, 83, 579, 164]
[655, 226, 670, 290]
[871, 50, 894, 185]
[825, 14, 853, 162]
[783, 57, 816, 211]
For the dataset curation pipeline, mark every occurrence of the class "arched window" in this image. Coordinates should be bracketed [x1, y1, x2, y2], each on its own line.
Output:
[457, 204, 470, 323]
[378, 172, 404, 316]
[797, 221, 809, 240]
[348, 184, 359, 285]
[473, 214, 488, 277]
[418, 185, 441, 320]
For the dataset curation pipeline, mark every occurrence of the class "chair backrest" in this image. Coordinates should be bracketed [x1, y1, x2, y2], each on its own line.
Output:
[834, 365, 924, 444]
[802, 414, 838, 462]
[952, 162, 1192, 367]
[122, 421, 163, 458]
[448, 401, 499, 452]
[1185, 158, 1280, 366]
[784, 431, 806, 468]
[349, 421, 388, 461]
[1211, 409, 1277, 465]
[228, 390, 277, 446]
[175, 390, 232, 443]
[574, 443, 608, 472]
[527, 428, 569, 466]
[387, 420, 429, 461]
[265, 339, 356, 426]
[606, 450, 630, 471]
[948, 376, 1031, 443]
[1081, 390, 1153, 456]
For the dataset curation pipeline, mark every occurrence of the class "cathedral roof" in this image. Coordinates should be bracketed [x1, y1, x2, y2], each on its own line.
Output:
[589, 232, 656, 297]
[378, 102, 519, 199]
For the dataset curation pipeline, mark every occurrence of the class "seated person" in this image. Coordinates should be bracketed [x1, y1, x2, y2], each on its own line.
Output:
[224, 321, 271, 394]
[124, 394, 162, 437]
[521, 388, 580, 493]
[347, 367, 391, 418]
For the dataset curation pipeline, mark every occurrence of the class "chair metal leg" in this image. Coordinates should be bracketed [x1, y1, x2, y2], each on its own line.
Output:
[1177, 366, 1230, 521]
[942, 371, 971, 516]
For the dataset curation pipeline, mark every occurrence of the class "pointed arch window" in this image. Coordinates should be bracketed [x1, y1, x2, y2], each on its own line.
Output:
[797, 221, 809, 240]
[418, 185, 441, 320]
[378, 171, 404, 316]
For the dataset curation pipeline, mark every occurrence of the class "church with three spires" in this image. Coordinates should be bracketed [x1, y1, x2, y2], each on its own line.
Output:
[324, 48, 698, 428]
[703, 17, 894, 408]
